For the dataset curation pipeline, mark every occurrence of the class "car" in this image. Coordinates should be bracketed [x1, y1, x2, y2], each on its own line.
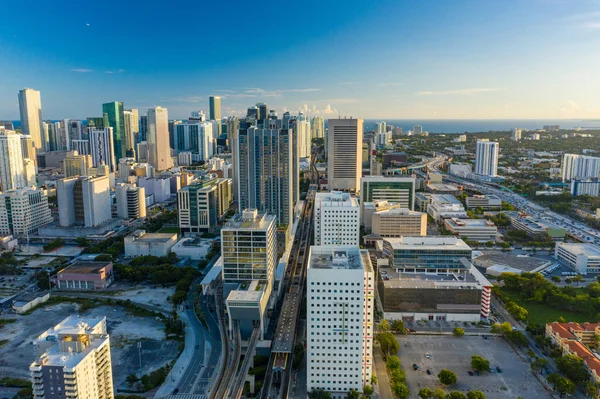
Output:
[482, 335, 488, 340]
[496, 366, 502, 373]
[475, 370, 480, 376]
[468, 371, 474, 376]
[413, 364, 419, 370]
[426, 353, 432, 359]
[426, 369, 432, 375]
[489, 368, 494, 373]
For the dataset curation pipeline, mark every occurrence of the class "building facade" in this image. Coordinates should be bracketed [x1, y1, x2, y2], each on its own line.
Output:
[147, 106, 172, 171]
[0, 188, 53, 236]
[360, 177, 416, 220]
[102, 102, 126, 162]
[327, 118, 363, 192]
[555, 242, 600, 275]
[0, 129, 27, 191]
[177, 177, 232, 233]
[89, 128, 116, 172]
[313, 191, 360, 246]
[381, 236, 472, 272]
[561, 154, 600, 182]
[57, 175, 111, 228]
[18, 88, 44, 151]
[372, 208, 427, 237]
[443, 218, 498, 242]
[115, 183, 146, 219]
[475, 140, 499, 177]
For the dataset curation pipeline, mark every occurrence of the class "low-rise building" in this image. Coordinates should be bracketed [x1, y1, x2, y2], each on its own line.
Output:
[465, 195, 502, 210]
[427, 194, 467, 222]
[53, 261, 113, 290]
[377, 265, 491, 322]
[426, 183, 462, 196]
[571, 179, 600, 197]
[171, 237, 212, 260]
[12, 291, 50, 314]
[362, 201, 402, 230]
[505, 211, 565, 241]
[372, 208, 427, 237]
[124, 229, 178, 257]
[225, 280, 269, 340]
[443, 218, 497, 242]
[555, 242, 600, 275]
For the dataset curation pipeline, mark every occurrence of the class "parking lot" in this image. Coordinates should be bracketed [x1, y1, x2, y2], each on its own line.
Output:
[398, 335, 551, 398]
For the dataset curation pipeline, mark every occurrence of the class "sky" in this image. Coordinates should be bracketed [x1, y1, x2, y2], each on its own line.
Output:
[1, 0, 600, 120]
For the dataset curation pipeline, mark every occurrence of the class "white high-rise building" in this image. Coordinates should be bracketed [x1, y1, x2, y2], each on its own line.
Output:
[376, 121, 386, 134]
[311, 116, 325, 138]
[18, 88, 44, 151]
[561, 154, 600, 182]
[0, 129, 26, 191]
[89, 128, 116, 172]
[57, 175, 111, 228]
[307, 246, 374, 397]
[314, 191, 360, 246]
[328, 118, 363, 192]
[116, 183, 146, 219]
[173, 122, 214, 160]
[475, 139, 499, 177]
[0, 188, 53, 236]
[512, 128, 522, 141]
[147, 107, 172, 171]
[63, 152, 93, 178]
[413, 125, 423, 136]
[23, 159, 36, 187]
[30, 316, 114, 399]
[124, 109, 139, 154]
[296, 112, 311, 158]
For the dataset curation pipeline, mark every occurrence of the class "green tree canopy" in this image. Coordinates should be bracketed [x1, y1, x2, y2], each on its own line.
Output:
[308, 389, 332, 399]
[556, 355, 591, 385]
[438, 369, 457, 386]
[466, 390, 486, 399]
[471, 355, 490, 372]
[453, 327, 465, 337]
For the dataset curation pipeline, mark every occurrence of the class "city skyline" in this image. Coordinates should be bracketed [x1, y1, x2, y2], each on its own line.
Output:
[1, 1, 600, 120]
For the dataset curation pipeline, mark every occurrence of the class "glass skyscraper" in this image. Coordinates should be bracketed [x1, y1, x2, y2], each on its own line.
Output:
[102, 102, 126, 162]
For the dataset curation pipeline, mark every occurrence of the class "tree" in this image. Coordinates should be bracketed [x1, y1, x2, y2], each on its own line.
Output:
[438, 369, 457, 386]
[391, 319, 407, 334]
[308, 389, 332, 399]
[556, 354, 591, 385]
[490, 322, 512, 335]
[370, 375, 377, 385]
[471, 355, 490, 372]
[418, 388, 433, 399]
[432, 388, 446, 399]
[506, 330, 529, 346]
[547, 374, 576, 395]
[386, 355, 401, 370]
[377, 332, 399, 358]
[345, 389, 360, 399]
[446, 392, 467, 399]
[13, 388, 33, 399]
[126, 374, 139, 385]
[586, 381, 600, 399]
[466, 390, 486, 399]
[551, 275, 561, 283]
[452, 327, 465, 337]
[362, 385, 374, 397]
[573, 274, 585, 286]
[391, 382, 410, 398]
[594, 334, 600, 349]
[530, 357, 549, 372]
[378, 319, 390, 332]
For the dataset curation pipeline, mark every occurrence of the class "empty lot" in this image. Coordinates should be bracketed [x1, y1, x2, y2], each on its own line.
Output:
[398, 335, 552, 398]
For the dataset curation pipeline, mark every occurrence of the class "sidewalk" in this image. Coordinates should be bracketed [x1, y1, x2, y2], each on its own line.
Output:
[373, 346, 393, 399]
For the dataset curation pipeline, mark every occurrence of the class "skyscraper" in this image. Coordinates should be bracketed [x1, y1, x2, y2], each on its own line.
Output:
[173, 122, 213, 160]
[123, 109, 139, 154]
[30, 316, 114, 399]
[102, 102, 126, 162]
[18, 88, 44, 151]
[209, 96, 221, 121]
[57, 175, 111, 227]
[512, 128, 522, 141]
[328, 118, 363, 192]
[561, 154, 600, 182]
[413, 125, 423, 135]
[147, 107, 172, 171]
[89, 128, 116, 172]
[116, 183, 146, 219]
[296, 112, 311, 158]
[0, 129, 26, 191]
[139, 115, 147, 142]
[177, 177, 232, 233]
[226, 116, 240, 201]
[63, 152, 92, 177]
[238, 126, 293, 225]
[311, 116, 324, 138]
[475, 139, 499, 177]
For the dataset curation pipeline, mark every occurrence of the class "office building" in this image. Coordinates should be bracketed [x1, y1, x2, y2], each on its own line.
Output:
[30, 316, 114, 399]
[443, 218, 498, 242]
[505, 211, 565, 241]
[311, 116, 324, 138]
[561, 154, 600, 182]
[238, 126, 293, 226]
[57, 175, 111, 228]
[427, 194, 467, 221]
[87, 116, 107, 129]
[20, 135, 36, 162]
[475, 140, 499, 177]
[377, 264, 491, 322]
[381, 236, 472, 272]
[53, 262, 114, 291]
[327, 118, 363, 192]
[89, 128, 116, 172]
[313, 191, 360, 246]
[124, 229, 178, 257]
[0, 188, 53, 236]
[296, 112, 311, 158]
[71, 139, 90, 157]
[226, 116, 240, 201]
[177, 176, 232, 233]
[138, 176, 171, 203]
[123, 109, 138, 155]
[102, 102, 126, 162]
[173, 121, 214, 160]
[147, 106, 172, 171]
[360, 177, 416, 225]
[376, 121, 387, 133]
[0, 129, 26, 191]
[63, 152, 92, 178]
[116, 183, 146, 219]
[555, 242, 600, 275]
[571, 179, 600, 197]
[372, 208, 427, 237]
[23, 159, 36, 187]
[426, 183, 462, 196]
[209, 96, 221, 122]
[0, 121, 14, 130]
[307, 246, 374, 395]
[18, 88, 44, 151]
[512, 128, 522, 141]
[465, 194, 502, 210]
[221, 209, 277, 282]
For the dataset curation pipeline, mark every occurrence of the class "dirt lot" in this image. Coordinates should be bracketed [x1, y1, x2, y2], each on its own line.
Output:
[398, 335, 552, 398]
[0, 302, 179, 389]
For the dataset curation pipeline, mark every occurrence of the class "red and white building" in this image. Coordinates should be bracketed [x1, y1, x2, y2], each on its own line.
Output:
[53, 261, 114, 290]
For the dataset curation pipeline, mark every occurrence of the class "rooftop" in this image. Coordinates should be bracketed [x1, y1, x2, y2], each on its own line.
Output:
[308, 246, 366, 271]
[126, 229, 177, 242]
[36, 316, 107, 342]
[226, 280, 264, 302]
[376, 208, 424, 217]
[445, 218, 496, 228]
[469, 194, 501, 201]
[383, 236, 471, 251]
[380, 266, 490, 289]
[314, 191, 359, 206]
[223, 209, 275, 231]
[34, 334, 108, 370]
[557, 243, 600, 257]
[473, 253, 551, 272]
[427, 183, 461, 192]
[58, 261, 112, 275]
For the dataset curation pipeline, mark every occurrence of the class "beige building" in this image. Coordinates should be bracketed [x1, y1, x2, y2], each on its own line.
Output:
[327, 118, 363, 192]
[124, 230, 178, 257]
[30, 316, 114, 399]
[147, 106, 172, 171]
[443, 218, 498, 242]
[18, 88, 44, 151]
[372, 208, 427, 237]
[63, 151, 93, 177]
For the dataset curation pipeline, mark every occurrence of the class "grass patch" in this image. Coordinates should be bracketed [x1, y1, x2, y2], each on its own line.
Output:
[0, 339, 9, 348]
[498, 288, 590, 324]
[157, 226, 180, 234]
[0, 377, 32, 388]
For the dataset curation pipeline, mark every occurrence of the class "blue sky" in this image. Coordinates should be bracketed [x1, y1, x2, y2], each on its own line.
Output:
[1, 0, 600, 120]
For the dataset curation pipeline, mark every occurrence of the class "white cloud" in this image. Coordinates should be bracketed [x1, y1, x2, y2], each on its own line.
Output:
[566, 11, 600, 30]
[326, 98, 359, 104]
[105, 69, 125, 74]
[558, 100, 581, 114]
[377, 82, 405, 87]
[71, 68, 92, 73]
[415, 88, 501, 96]
[338, 81, 360, 85]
